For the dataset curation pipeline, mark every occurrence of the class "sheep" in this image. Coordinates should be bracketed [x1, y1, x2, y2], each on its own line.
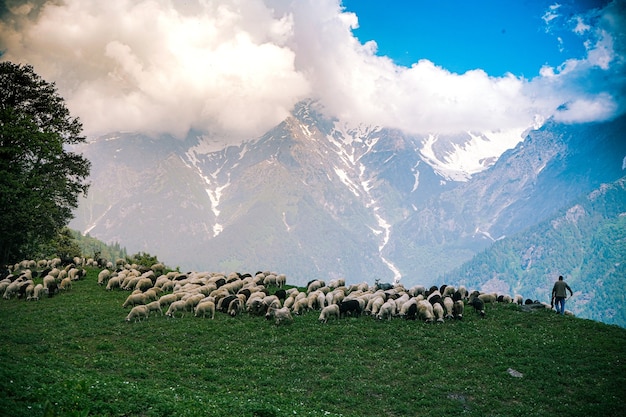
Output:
[3, 281, 21, 299]
[145, 300, 163, 316]
[126, 305, 150, 322]
[24, 283, 35, 300]
[513, 294, 524, 305]
[377, 300, 395, 321]
[158, 293, 178, 308]
[339, 299, 361, 318]
[367, 296, 385, 317]
[122, 293, 146, 308]
[106, 276, 121, 291]
[478, 293, 497, 304]
[318, 304, 340, 323]
[266, 306, 293, 325]
[95, 269, 110, 285]
[227, 298, 243, 317]
[443, 297, 454, 319]
[42, 275, 56, 290]
[194, 300, 216, 319]
[453, 300, 464, 320]
[59, 277, 72, 291]
[398, 297, 418, 319]
[469, 296, 486, 317]
[291, 298, 309, 315]
[135, 277, 153, 292]
[417, 300, 434, 323]
[165, 300, 188, 318]
[433, 302, 445, 323]
[30, 284, 45, 301]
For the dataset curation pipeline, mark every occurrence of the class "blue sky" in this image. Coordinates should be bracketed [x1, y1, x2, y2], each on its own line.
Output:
[0, 0, 623, 141]
[343, 0, 610, 77]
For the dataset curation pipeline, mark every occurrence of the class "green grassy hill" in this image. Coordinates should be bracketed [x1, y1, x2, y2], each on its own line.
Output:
[1, 268, 625, 417]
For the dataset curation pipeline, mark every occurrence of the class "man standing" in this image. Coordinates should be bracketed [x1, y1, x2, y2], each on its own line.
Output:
[551, 275, 573, 315]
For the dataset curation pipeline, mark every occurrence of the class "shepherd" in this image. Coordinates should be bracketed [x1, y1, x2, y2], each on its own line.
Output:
[551, 275, 573, 315]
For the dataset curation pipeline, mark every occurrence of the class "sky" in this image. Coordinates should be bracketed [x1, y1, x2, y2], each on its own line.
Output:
[1, 0, 624, 142]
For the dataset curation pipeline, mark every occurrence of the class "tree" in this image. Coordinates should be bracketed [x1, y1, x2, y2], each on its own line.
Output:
[0, 62, 90, 266]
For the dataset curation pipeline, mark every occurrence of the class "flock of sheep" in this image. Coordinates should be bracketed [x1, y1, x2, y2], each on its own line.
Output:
[1, 258, 89, 302]
[1, 258, 540, 325]
[96, 262, 531, 324]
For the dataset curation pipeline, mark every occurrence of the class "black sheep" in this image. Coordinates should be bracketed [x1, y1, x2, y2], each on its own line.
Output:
[339, 299, 361, 318]
[469, 297, 486, 317]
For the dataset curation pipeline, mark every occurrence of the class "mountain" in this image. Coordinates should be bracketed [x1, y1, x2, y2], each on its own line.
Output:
[443, 176, 626, 327]
[70, 102, 626, 298]
[389, 115, 626, 281]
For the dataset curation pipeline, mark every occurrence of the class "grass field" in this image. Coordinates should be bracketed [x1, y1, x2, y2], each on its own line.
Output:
[1, 268, 625, 417]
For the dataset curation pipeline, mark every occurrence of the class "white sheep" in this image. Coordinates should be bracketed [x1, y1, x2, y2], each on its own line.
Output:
[59, 277, 72, 291]
[433, 302, 445, 323]
[126, 305, 149, 322]
[106, 276, 121, 291]
[158, 293, 178, 308]
[145, 300, 163, 316]
[42, 275, 56, 289]
[266, 306, 293, 325]
[318, 304, 340, 323]
[377, 300, 396, 321]
[166, 300, 188, 318]
[194, 300, 216, 319]
[29, 284, 45, 301]
[98, 269, 111, 285]
[443, 297, 454, 319]
[122, 293, 146, 308]
[417, 300, 434, 323]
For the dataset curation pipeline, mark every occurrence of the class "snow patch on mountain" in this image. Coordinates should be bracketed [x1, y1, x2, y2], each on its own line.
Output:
[420, 129, 525, 182]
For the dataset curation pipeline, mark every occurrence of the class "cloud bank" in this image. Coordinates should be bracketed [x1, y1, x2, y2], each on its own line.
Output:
[1, 0, 624, 141]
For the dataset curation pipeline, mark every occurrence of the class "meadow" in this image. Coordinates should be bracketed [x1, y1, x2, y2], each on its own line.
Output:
[1, 268, 625, 417]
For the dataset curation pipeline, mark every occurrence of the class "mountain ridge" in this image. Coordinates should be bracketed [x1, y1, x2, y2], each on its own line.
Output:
[69, 103, 626, 326]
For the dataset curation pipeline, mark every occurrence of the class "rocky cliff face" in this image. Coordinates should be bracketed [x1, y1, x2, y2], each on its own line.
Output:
[70, 102, 626, 287]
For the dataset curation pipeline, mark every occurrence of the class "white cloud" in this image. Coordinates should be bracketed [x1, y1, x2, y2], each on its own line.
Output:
[0, 0, 623, 142]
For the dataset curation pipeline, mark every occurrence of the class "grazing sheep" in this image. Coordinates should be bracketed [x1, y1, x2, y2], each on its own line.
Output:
[443, 297, 454, 319]
[195, 300, 216, 319]
[417, 300, 434, 323]
[266, 306, 293, 325]
[42, 275, 56, 290]
[399, 298, 418, 319]
[122, 293, 146, 308]
[157, 293, 178, 309]
[106, 276, 121, 291]
[227, 298, 242, 317]
[166, 300, 188, 318]
[97, 269, 111, 285]
[433, 302, 445, 323]
[469, 296, 486, 317]
[377, 300, 395, 321]
[30, 284, 45, 301]
[3, 281, 21, 299]
[318, 304, 340, 323]
[126, 305, 150, 322]
[145, 300, 163, 316]
[478, 293, 497, 304]
[453, 300, 464, 320]
[59, 277, 72, 291]
[291, 298, 309, 315]
[339, 299, 361, 318]
[513, 294, 523, 305]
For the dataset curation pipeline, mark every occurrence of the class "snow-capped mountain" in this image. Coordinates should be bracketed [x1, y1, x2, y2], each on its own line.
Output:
[70, 101, 626, 290]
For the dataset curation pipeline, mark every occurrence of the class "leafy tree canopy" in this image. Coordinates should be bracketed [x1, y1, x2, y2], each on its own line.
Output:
[0, 61, 91, 265]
